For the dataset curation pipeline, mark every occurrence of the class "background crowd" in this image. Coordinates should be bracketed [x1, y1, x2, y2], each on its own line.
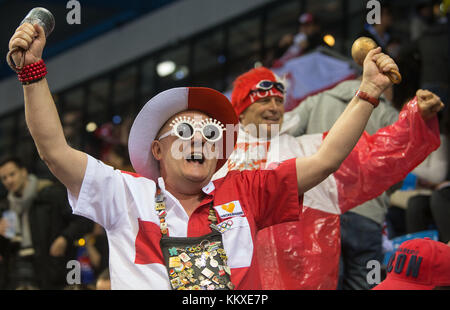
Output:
[0, 0, 448, 290]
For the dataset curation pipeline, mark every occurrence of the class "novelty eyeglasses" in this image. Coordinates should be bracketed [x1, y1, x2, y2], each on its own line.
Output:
[251, 80, 286, 94]
[158, 116, 226, 143]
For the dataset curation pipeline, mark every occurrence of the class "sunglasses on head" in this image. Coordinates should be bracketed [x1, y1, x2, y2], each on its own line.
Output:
[158, 116, 225, 143]
[251, 80, 286, 94]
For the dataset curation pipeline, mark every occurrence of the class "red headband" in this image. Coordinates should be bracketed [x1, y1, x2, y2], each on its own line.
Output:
[231, 67, 284, 116]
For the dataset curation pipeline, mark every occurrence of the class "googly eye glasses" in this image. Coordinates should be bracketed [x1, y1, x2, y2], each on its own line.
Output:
[158, 116, 226, 143]
[251, 80, 286, 94]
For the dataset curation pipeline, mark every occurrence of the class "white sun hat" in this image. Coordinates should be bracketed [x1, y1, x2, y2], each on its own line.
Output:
[128, 87, 238, 180]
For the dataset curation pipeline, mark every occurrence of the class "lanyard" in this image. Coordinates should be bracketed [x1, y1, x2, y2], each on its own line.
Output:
[155, 184, 218, 236]
[155, 183, 235, 290]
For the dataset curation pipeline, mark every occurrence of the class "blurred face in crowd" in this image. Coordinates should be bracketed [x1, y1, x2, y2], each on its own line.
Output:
[0, 161, 29, 196]
[239, 96, 284, 138]
[299, 22, 319, 36]
[380, 8, 393, 28]
[152, 111, 219, 189]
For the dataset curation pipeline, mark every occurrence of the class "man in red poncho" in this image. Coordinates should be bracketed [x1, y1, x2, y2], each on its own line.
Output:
[214, 66, 443, 289]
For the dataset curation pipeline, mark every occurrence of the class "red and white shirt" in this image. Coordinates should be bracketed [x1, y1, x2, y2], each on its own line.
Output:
[68, 155, 300, 290]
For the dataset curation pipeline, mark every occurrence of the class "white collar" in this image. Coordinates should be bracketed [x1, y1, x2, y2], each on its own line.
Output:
[202, 182, 215, 195]
[157, 177, 215, 196]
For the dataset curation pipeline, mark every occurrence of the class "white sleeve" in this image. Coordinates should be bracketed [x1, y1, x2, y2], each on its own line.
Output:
[67, 154, 128, 231]
[412, 135, 448, 184]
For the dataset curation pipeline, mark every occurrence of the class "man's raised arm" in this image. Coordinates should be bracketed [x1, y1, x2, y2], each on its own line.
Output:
[9, 23, 87, 198]
[295, 47, 422, 195]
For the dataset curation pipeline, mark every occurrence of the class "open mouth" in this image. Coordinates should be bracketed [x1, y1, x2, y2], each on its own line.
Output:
[263, 116, 280, 122]
[185, 152, 205, 164]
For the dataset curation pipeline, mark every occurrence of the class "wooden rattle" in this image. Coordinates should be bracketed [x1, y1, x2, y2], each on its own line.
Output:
[351, 37, 402, 84]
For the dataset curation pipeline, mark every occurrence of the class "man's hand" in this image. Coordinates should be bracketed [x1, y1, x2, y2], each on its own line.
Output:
[8, 23, 46, 67]
[416, 89, 444, 121]
[49, 236, 68, 257]
[360, 47, 399, 98]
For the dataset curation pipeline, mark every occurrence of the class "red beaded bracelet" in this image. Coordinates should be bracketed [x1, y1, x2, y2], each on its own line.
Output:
[355, 90, 379, 108]
[17, 59, 47, 85]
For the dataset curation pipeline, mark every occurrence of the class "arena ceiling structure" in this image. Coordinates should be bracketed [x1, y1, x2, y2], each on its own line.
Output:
[0, 0, 179, 80]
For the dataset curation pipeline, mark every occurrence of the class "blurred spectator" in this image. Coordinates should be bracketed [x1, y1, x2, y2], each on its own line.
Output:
[95, 115, 134, 172]
[416, 1, 448, 117]
[391, 48, 421, 111]
[84, 223, 109, 279]
[398, 0, 448, 141]
[405, 107, 450, 243]
[0, 156, 93, 289]
[405, 137, 448, 235]
[0, 199, 11, 289]
[410, 1, 436, 41]
[96, 269, 111, 290]
[272, 13, 325, 66]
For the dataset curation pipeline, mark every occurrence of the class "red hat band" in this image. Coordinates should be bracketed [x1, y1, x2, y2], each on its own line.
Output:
[248, 87, 284, 104]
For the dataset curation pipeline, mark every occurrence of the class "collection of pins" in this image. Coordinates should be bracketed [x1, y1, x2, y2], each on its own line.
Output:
[156, 185, 234, 290]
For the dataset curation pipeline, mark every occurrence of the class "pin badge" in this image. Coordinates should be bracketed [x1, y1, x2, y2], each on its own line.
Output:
[210, 258, 219, 268]
[169, 257, 181, 268]
[174, 263, 185, 273]
[179, 253, 191, 262]
[216, 220, 233, 233]
[227, 281, 235, 290]
[200, 279, 212, 287]
[201, 268, 214, 279]
[168, 247, 178, 256]
[158, 210, 166, 217]
[155, 194, 164, 203]
[170, 277, 182, 288]
[155, 202, 165, 211]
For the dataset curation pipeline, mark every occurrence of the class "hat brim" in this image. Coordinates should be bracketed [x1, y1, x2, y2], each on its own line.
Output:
[128, 87, 238, 180]
[372, 278, 434, 290]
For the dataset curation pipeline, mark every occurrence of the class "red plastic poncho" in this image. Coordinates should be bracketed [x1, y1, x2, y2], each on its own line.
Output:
[256, 97, 441, 289]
